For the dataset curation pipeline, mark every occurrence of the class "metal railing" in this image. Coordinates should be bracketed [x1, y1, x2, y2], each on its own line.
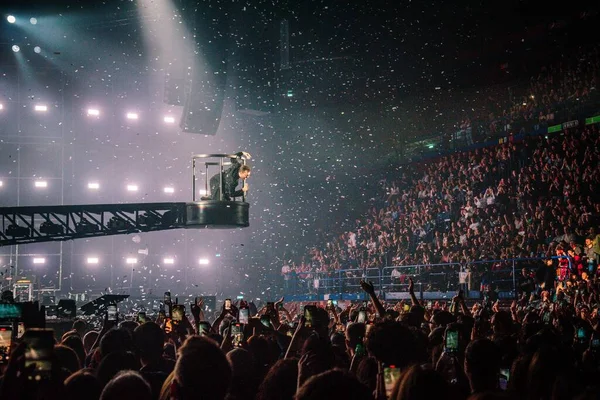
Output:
[283, 256, 572, 298]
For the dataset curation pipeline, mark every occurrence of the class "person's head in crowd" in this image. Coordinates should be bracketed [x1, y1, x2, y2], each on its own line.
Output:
[62, 334, 86, 368]
[330, 332, 346, 349]
[99, 328, 134, 360]
[345, 322, 366, 356]
[491, 311, 513, 338]
[100, 370, 152, 400]
[226, 348, 258, 400]
[356, 356, 378, 394]
[96, 351, 140, 388]
[83, 330, 100, 354]
[119, 320, 139, 336]
[295, 370, 373, 400]
[65, 370, 102, 400]
[73, 319, 87, 337]
[464, 339, 501, 394]
[390, 365, 453, 400]
[366, 321, 421, 370]
[171, 336, 231, 400]
[134, 322, 166, 367]
[54, 344, 81, 374]
[163, 342, 176, 360]
[256, 358, 298, 400]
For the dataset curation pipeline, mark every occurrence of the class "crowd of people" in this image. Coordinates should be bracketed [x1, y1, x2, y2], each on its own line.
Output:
[6, 271, 600, 400]
[284, 112, 600, 295]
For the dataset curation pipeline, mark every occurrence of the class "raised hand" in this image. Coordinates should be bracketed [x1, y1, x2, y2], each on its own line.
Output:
[360, 280, 375, 295]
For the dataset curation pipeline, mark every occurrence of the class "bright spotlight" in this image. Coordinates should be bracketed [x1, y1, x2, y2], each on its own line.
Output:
[0, 104, 3, 110]
[163, 187, 175, 194]
[7, 15, 16, 24]
[0, 181, 3, 187]
[87, 257, 99, 264]
[126, 257, 138, 264]
[198, 258, 210, 265]
[199, 189, 207, 196]
[87, 108, 100, 116]
[11, 45, 19, 53]
[126, 112, 139, 120]
[34, 180, 48, 188]
[30, 17, 37, 25]
[33, 257, 46, 264]
[127, 184, 138, 192]
[163, 116, 175, 124]
[34, 46, 41, 54]
[87, 182, 100, 190]
[163, 257, 175, 264]
[34, 104, 48, 112]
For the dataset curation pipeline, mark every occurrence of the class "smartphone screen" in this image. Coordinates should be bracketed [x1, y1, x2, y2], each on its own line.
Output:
[239, 308, 249, 324]
[445, 330, 459, 352]
[225, 299, 232, 310]
[0, 303, 21, 320]
[304, 305, 316, 328]
[403, 304, 410, 312]
[17, 322, 25, 338]
[198, 322, 211, 336]
[137, 312, 147, 324]
[172, 305, 184, 322]
[232, 323, 244, 347]
[577, 327, 587, 341]
[164, 292, 172, 305]
[0, 326, 12, 364]
[426, 301, 433, 309]
[107, 305, 117, 321]
[384, 365, 401, 397]
[357, 310, 367, 323]
[24, 329, 54, 381]
[592, 338, 600, 349]
[260, 315, 271, 328]
[499, 368, 510, 390]
[327, 300, 334, 309]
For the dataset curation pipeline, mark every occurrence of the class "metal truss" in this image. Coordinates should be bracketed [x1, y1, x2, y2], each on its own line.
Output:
[0, 202, 187, 246]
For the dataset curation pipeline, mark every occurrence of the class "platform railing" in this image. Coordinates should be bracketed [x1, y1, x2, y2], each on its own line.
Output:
[191, 153, 247, 202]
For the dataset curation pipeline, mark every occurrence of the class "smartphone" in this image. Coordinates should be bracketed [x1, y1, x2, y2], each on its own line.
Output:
[577, 327, 587, 342]
[362, 301, 368, 309]
[239, 308, 249, 324]
[158, 310, 166, 320]
[107, 304, 117, 321]
[304, 305, 317, 328]
[0, 326, 12, 364]
[445, 329, 459, 352]
[23, 328, 54, 381]
[542, 312, 551, 324]
[384, 365, 401, 397]
[592, 337, 600, 350]
[260, 315, 271, 328]
[164, 291, 172, 305]
[198, 322, 211, 336]
[278, 303, 284, 310]
[172, 305, 185, 322]
[357, 310, 367, 323]
[327, 299, 334, 310]
[225, 299, 232, 311]
[266, 302, 275, 313]
[232, 323, 244, 347]
[403, 304, 410, 312]
[499, 368, 510, 390]
[17, 322, 25, 338]
[426, 301, 433, 309]
[137, 312, 147, 324]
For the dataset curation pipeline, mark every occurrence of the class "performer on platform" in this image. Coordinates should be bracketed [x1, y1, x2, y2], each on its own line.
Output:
[209, 151, 251, 201]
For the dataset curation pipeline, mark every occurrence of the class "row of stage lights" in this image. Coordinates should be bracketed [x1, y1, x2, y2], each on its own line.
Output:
[0, 180, 208, 196]
[17, 256, 211, 266]
[0, 103, 178, 124]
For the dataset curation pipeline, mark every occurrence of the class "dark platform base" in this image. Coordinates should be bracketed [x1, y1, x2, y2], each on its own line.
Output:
[185, 200, 249, 228]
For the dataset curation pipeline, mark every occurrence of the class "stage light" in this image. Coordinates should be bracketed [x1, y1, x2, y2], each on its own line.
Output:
[126, 112, 138, 120]
[34, 180, 48, 188]
[126, 257, 137, 264]
[163, 186, 175, 194]
[87, 257, 99, 264]
[12, 45, 19, 53]
[34, 104, 48, 112]
[199, 189, 207, 196]
[163, 257, 175, 264]
[127, 184, 138, 192]
[30, 17, 37, 25]
[34, 46, 41, 54]
[7, 16, 16, 24]
[0, 104, 3, 110]
[87, 182, 100, 190]
[0, 180, 3, 187]
[33, 257, 46, 264]
[163, 116, 175, 124]
[87, 108, 100, 116]
[198, 258, 209, 265]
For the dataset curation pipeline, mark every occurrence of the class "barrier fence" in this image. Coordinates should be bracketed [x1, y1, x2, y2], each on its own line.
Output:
[283, 256, 571, 300]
